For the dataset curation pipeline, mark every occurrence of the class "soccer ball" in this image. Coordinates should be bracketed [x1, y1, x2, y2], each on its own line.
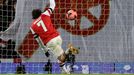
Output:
[66, 9, 77, 20]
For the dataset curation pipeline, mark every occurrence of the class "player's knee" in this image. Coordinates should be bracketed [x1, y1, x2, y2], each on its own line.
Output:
[47, 44, 66, 63]
[57, 53, 66, 63]
[52, 49, 66, 64]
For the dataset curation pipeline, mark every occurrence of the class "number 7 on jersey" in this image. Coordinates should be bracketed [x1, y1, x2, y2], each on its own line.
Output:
[37, 20, 48, 32]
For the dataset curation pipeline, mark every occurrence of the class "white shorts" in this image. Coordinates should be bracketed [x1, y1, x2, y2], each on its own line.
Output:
[46, 36, 64, 58]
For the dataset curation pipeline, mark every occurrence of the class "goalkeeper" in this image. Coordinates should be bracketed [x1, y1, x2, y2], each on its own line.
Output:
[30, 0, 70, 74]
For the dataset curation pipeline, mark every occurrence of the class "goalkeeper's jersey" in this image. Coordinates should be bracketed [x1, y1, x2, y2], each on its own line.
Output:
[31, 9, 59, 45]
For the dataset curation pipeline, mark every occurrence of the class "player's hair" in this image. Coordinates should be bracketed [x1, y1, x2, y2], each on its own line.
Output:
[32, 9, 42, 19]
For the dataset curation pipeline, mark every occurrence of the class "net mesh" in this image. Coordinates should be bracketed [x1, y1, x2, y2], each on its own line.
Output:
[0, 0, 134, 74]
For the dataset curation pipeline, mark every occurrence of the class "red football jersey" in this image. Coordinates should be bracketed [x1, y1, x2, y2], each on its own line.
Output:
[31, 10, 59, 45]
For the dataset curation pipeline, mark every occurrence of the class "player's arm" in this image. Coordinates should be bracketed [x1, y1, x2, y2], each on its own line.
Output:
[49, 0, 56, 12]
[42, 0, 56, 16]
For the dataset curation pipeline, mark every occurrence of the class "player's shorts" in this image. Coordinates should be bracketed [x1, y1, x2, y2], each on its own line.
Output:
[46, 36, 64, 58]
